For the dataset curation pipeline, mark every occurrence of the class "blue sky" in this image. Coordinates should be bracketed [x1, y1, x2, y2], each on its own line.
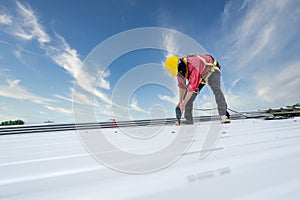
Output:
[0, 0, 300, 124]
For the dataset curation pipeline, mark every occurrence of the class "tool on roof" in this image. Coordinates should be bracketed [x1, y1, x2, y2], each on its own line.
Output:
[175, 106, 182, 125]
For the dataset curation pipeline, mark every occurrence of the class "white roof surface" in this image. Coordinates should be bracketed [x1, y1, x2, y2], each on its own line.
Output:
[1, 117, 300, 200]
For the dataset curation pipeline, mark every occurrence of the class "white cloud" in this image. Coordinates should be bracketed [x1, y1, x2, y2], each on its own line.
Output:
[14, 1, 50, 43]
[76, 62, 110, 90]
[0, 13, 12, 25]
[129, 96, 147, 113]
[162, 31, 180, 59]
[158, 94, 177, 105]
[230, 77, 242, 90]
[54, 94, 73, 103]
[12, 49, 22, 60]
[97, 70, 111, 90]
[218, 0, 300, 110]
[44, 35, 114, 110]
[45, 105, 72, 115]
[238, 0, 251, 11]
[156, 9, 182, 59]
[0, 1, 115, 116]
[255, 61, 300, 105]
[1, 2, 50, 43]
[221, 0, 233, 26]
[70, 87, 95, 107]
[74, 68, 113, 106]
[44, 33, 82, 78]
[94, 104, 117, 120]
[221, 0, 300, 70]
[0, 79, 55, 105]
[3, 2, 184, 122]
[224, 90, 258, 111]
[12, 26, 34, 41]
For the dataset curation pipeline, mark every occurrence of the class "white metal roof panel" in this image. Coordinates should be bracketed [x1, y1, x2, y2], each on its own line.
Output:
[1, 118, 300, 199]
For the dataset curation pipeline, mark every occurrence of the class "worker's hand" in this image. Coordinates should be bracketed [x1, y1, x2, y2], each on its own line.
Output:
[177, 103, 185, 114]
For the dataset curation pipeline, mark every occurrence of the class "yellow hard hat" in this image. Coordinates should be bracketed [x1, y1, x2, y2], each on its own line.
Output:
[164, 55, 179, 77]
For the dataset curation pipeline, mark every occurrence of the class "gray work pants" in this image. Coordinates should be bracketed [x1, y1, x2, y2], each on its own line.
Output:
[184, 92, 197, 124]
[207, 70, 228, 116]
[184, 70, 228, 123]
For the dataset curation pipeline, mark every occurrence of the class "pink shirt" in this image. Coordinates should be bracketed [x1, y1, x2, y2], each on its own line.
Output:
[177, 54, 217, 92]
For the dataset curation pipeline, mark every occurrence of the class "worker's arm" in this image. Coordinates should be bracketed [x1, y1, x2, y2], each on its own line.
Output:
[178, 87, 186, 104]
[179, 91, 193, 113]
[177, 77, 193, 113]
[177, 77, 187, 105]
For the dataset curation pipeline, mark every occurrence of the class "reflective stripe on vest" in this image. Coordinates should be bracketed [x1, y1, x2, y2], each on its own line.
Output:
[195, 55, 220, 84]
